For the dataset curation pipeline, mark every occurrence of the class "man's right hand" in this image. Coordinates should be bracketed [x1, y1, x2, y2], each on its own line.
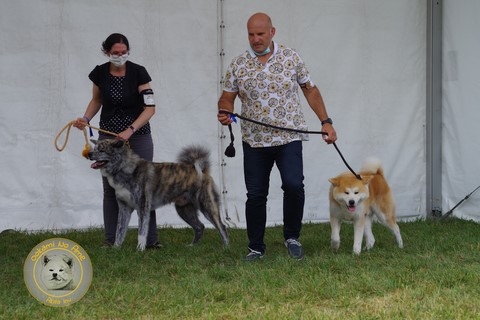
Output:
[217, 110, 233, 125]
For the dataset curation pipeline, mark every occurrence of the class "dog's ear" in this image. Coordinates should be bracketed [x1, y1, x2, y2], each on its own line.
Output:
[62, 255, 74, 268]
[90, 139, 98, 145]
[43, 255, 50, 266]
[113, 139, 125, 148]
[328, 177, 339, 187]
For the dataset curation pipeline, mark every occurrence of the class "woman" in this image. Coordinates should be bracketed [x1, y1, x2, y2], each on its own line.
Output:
[74, 33, 160, 248]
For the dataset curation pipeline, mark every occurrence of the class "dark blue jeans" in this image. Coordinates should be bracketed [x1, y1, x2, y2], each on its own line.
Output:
[242, 141, 305, 254]
[100, 134, 158, 246]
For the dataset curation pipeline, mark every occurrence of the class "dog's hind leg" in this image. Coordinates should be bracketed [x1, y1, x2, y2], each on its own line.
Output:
[114, 203, 133, 248]
[200, 204, 229, 246]
[374, 207, 404, 249]
[175, 203, 205, 245]
[385, 219, 403, 249]
[198, 183, 229, 246]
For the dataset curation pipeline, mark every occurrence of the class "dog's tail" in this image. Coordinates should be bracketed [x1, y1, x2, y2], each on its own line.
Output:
[177, 145, 211, 175]
[361, 157, 384, 175]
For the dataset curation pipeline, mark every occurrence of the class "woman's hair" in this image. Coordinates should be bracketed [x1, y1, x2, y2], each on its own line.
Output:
[101, 33, 130, 54]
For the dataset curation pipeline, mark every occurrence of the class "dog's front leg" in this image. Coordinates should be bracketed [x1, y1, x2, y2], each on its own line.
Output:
[363, 214, 375, 250]
[114, 203, 133, 248]
[330, 215, 341, 252]
[352, 215, 366, 255]
[136, 199, 151, 251]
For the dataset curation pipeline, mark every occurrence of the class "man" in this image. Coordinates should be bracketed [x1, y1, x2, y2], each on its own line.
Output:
[217, 12, 337, 261]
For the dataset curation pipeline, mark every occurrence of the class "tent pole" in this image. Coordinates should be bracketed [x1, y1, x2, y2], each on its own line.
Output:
[217, 0, 235, 224]
[426, 0, 443, 218]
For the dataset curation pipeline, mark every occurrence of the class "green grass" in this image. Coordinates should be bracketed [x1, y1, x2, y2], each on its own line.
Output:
[1, 218, 479, 319]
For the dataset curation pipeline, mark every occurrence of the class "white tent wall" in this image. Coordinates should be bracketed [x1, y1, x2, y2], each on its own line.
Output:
[442, 0, 480, 221]
[0, 0, 428, 231]
[219, 0, 427, 227]
[0, 0, 220, 230]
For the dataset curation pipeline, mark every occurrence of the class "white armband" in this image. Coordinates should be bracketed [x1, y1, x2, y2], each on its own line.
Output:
[141, 89, 155, 106]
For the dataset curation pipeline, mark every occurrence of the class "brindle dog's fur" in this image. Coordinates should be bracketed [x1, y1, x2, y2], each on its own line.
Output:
[88, 139, 229, 251]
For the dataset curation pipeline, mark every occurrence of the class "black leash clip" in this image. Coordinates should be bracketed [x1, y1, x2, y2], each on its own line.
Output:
[224, 124, 235, 157]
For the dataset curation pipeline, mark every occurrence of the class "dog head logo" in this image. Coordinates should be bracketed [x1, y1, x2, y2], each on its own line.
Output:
[329, 174, 373, 213]
[24, 238, 93, 307]
[88, 139, 129, 171]
[41, 254, 76, 291]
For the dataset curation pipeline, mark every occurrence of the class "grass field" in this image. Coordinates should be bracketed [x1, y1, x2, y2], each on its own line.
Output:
[1, 218, 479, 319]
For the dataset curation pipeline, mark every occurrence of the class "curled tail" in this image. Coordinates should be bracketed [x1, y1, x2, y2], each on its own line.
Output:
[361, 157, 384, 175]
[177, 145, 211, 175]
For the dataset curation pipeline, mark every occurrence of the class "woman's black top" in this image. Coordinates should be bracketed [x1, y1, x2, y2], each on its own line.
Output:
[89, 61, 153, 135]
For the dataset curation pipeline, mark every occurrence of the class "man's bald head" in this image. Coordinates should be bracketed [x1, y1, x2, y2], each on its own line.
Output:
[247, 12, 273, 29]
[247, 12, 275, 56]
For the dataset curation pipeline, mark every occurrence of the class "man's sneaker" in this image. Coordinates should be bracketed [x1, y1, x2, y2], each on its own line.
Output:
[245, 249, 264, 261]
[285, 238, 304, 260]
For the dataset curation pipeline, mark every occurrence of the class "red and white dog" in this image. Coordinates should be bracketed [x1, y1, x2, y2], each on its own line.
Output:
[328, 158, 403, 255]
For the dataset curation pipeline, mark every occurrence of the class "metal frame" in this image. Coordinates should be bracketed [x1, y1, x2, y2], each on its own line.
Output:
[426, 0, 443, 217]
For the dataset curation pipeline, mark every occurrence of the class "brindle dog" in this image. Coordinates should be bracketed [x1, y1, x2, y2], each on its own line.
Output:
[88, 139, 229, 251]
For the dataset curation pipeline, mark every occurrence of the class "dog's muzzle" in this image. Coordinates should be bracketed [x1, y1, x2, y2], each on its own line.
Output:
[347, 200, 356, 212]
[90, 161, 107, 169]
[88, 152, 108, 169]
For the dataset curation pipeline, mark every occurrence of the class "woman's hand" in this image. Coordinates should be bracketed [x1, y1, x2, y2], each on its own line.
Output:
[73, 117, 88, 130]
[117, 128, 134, 141]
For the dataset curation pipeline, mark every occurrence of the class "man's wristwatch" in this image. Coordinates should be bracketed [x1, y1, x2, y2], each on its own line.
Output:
[321, 118, 333, 125]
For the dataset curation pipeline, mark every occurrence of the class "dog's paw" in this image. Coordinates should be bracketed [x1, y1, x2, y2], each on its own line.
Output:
[352, 245, 362, 255]
[396, 234, 404, 249]
[331, 240, 340, 252]
[137, 235, 147, 251]
[364, 239, 375, 250]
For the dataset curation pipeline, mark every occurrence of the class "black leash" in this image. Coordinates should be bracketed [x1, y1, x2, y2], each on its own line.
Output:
[220, 110, 361, 180]
[225, 124, 235, 157]
[440, 185, 480, 219]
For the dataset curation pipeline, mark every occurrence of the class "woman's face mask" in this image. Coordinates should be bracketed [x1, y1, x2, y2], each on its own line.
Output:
[109, 53, 129, 67]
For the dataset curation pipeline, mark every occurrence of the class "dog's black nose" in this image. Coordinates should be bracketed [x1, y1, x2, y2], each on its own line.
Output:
[348, 200, 355, 206]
